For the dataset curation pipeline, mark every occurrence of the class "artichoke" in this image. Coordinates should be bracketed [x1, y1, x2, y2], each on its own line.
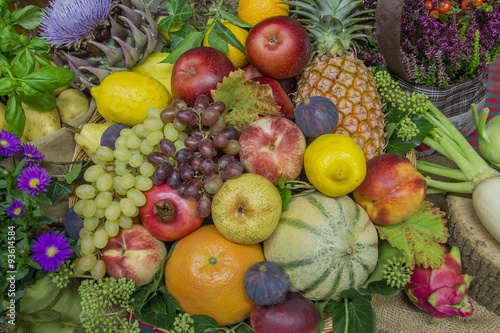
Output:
[40, 0, 157, 91]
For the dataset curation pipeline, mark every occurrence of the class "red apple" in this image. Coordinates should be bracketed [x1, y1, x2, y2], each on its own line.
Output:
[139, 183, 203, 241]
[353, 153, 427, 225]
[251, 77, 294, 119]
[250, 292, 320, 333]
[171, 46, 236, 106]
[242, 63, 265, 80]
[239, 117, 306, 185]
[101, 225, 167, 287]
[245, 16, 310, 80]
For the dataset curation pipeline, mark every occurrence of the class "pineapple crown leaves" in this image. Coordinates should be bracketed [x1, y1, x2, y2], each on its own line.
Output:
[284, 0, 375, 56]
[211, 69, 282, 131]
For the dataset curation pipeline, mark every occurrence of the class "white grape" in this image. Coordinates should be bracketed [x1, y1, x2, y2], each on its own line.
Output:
[95, 191, 113, 209]
[113, 176, 128, 196]
[95, 146, 115, 162]
[140, 140, 154, 155]
[78, 254, 97, 272]
[146, 131, 164, 146]
[139, 162, 155, 178]
[146, 106, 161, 118]
[91, 260, 106, 280]
[119, 198, 137, 217]
[134, 175, 153, 192]
[118, 214, 133, 229]
[105, 220, 120, 237]
[96, 173, 113, 192]
[105, 201, 121, 221]
[93, 229, 109, 249]
[84, 165, 105, 182]
[127, 188, 147, 207]
[81, 235, 96, 255]
[83, 216, 99, 231]
[163, 123, 179, 141]
[75, 184, 96, 200]
[129, 154, 143, 168]
[120, 173, 135, 190]
[143, 116, 164, 131]
[114, 148, 132, 162]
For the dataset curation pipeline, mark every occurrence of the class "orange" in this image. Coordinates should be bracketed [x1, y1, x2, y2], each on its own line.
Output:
[164, 225, 265, 326]
[237, 0, 289, 26]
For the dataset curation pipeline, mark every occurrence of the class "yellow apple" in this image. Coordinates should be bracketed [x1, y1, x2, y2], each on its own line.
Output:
[211, 173, 282, 244]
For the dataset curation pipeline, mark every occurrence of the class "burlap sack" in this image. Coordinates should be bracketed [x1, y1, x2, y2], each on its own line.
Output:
[373, 292, 500, 333]
[1, 98, 97, 218]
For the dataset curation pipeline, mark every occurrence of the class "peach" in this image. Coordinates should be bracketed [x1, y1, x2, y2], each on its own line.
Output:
[353, 153, 427, 225]
[101, 224, 167, 286]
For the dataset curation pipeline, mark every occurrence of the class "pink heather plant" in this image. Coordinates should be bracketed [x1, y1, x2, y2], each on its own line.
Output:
[357, 0, 500, 88]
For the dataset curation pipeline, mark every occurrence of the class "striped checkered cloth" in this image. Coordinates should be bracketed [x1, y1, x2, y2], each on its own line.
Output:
[468, 55, 500, 148]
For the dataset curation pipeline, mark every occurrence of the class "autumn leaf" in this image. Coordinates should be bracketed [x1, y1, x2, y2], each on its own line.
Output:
[211, 69, 282, 130]
[375, 201, 449, 269]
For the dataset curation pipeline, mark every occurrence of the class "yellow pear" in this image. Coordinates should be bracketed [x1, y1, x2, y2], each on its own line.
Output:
[74, 122, 114, 156]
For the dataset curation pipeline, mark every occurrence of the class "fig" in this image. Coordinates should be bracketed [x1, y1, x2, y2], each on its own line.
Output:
[62, 206, 84, 240]
[294, 96, 339, 139]
[244, 261, 289, 306]
[100, 124, 130, 150]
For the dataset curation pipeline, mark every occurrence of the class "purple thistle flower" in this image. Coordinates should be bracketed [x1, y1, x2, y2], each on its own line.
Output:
[0, 129, 21, 158]
[39, 0, 113, 47]
[5, 201, 25, 219]
[19, 143, 45, 166]
[17, 165, 51, 196]
[32, 232, 73, 272]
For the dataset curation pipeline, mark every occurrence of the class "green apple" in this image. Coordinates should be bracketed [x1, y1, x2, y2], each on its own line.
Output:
[211, 173, 282, 244]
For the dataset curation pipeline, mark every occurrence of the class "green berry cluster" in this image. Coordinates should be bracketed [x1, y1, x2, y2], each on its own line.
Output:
[397, 117, 420, 141]
[49, 260, 74, 289]
[78, 277, 139, 333]
[173, 312, 195, 333]
[374, 71, 429, 141]
[382, 256, 413, 289]
[375, 71, 428, 115]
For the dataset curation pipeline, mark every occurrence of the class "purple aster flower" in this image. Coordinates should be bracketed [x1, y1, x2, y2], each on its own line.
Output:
[19, 143, 45, 166]
[5, 201, 25, 219]
[0, 129, 21, 158]
[32, 232, 73, 272]
[17, 165, 51, 196]
[39, 0, 113, 47]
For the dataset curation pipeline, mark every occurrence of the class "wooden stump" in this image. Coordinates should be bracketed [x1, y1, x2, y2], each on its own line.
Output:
[447, 194, 500, 316]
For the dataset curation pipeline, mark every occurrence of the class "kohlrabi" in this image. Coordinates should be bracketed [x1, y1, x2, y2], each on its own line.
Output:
[473, 105, 500, 170]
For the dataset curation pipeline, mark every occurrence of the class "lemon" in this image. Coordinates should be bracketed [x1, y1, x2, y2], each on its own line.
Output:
[90, 72, 171, 127]
[132, 53, 174, 96]
[157, 21, 185, 42]
[203, 20, 249, 69]
[238, 0, 289, 26]
[304, 134, 367, 197]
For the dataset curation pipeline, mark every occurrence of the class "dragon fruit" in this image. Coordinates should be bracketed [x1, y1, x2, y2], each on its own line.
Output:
[405, 246, 474, 323]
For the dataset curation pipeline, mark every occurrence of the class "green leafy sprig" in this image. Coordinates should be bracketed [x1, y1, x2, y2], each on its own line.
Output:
[157, 0, 251, 64]
[0, 2, 74, 137]
[78, 277, 140, 333]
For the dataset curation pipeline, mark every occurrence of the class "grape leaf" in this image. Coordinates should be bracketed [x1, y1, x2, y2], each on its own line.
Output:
[211, 69, 282, 130]
[375, 201, 449, 269]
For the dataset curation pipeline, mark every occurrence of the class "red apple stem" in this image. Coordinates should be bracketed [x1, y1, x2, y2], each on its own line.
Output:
[153, 199, 175, 222]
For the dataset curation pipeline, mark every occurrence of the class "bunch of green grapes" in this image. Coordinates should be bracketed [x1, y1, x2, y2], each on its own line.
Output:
[72, 95, 243, 278]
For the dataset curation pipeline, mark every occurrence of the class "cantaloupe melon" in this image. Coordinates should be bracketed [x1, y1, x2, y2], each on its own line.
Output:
[263, 192, 378, 301]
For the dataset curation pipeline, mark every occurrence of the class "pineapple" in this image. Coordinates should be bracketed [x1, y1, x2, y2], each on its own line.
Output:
[40, 0, 157, 91]
[292, 0, 386, 159]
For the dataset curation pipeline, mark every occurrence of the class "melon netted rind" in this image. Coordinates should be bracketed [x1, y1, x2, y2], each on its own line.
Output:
[263, 193, 378, 301]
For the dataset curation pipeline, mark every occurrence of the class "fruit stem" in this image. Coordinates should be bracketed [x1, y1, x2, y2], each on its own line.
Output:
[153, 199, 175, 222]
[62, 123, 81, 133]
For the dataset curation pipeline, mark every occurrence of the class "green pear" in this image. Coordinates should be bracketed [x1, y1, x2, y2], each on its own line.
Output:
[73, 122, 114, 155]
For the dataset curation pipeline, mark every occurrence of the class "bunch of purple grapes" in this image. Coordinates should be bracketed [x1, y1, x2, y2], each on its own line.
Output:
[146, 95, 245, 218]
